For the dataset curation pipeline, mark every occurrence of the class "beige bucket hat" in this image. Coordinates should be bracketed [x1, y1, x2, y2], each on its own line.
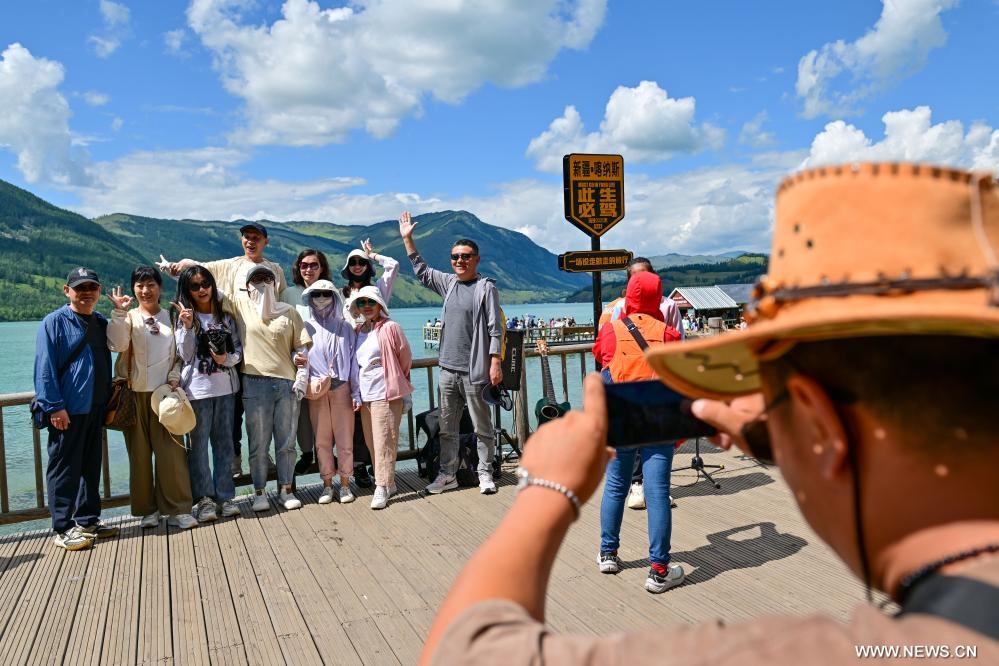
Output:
[151, 385, 197, 436]
[646, 162, 999, 400]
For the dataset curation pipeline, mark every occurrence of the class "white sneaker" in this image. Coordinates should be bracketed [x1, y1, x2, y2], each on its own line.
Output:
[252, 491, 270, 512]
[645, 563, 685, 593]
[627, 482, 646, 510]
[140, 511, 161, 528]
[670, 495, 677, 508]
[193, 497, 217, 522]
[220, 500, 240, 517]
[318, 486, 335, 505]
[53, 525, 94, 551]
[478, 471, 497, 495]
[231, 454, 242, 477]
[168, 514, 198, 530]
[338, 485, 355, 504]
[280, 491, 302, 510]
[597, 551, 621, 574]
[370, 485, 390, 510]
[425, 472, 457, 495]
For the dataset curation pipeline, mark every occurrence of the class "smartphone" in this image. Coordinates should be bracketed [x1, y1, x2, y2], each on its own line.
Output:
[604, 380, 716, 448]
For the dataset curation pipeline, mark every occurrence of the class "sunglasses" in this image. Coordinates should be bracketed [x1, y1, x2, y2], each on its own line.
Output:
[189, 281, 211, 292]
[355, 298, 378, 308]
[450, 253, 476, 262]
[299, 261, 321, 271]
[348, 258, 369, 267]
[249, 274, 275, 284]
[144, 317, 161, 335]
[311, 290, 333, 298]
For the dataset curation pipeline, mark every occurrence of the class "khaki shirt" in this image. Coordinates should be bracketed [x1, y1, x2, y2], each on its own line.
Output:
[203, 256, 287, 300]
[230, 297, 310, 381]
[430, 562, 999, 665]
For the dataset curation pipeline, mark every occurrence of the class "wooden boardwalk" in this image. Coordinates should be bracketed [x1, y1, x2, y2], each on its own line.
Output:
[0, 442, 869, 665]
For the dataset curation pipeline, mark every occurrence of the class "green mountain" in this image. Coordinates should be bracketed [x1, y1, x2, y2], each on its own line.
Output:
[0, 178, 589, 320]
[0, 180, 148, 321]
[566, 252, 768, 303]
[645, 250, 754, 267]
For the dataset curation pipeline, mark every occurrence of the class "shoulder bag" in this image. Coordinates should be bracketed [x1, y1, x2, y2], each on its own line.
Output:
[105, 314, 137, 430]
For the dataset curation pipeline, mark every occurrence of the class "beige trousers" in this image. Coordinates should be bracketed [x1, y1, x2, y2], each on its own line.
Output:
[124, 391, 193, 516]
[308, 383, 354, 481]
[360, 398, 404, 488]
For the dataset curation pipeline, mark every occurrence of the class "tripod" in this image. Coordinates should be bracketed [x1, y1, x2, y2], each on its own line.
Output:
[491, 402, 521, 477]
[672, 437, 724, 489]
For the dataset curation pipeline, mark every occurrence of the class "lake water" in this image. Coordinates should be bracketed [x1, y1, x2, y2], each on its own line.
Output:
[0, 302, 595, 533]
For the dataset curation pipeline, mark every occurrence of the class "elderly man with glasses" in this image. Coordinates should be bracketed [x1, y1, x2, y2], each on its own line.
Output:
[419, 163, 999, 664]
[399, 211, 503, 496]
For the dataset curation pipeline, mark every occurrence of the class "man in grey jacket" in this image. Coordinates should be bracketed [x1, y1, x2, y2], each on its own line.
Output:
[399, 211, 503, 495]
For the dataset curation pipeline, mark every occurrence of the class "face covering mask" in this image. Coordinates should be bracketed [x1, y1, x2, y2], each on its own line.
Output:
[312, 296, 333, 310]
[248, 282, 287, 320]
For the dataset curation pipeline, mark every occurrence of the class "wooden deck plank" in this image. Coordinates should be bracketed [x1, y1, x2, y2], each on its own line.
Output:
[137, 521, 173, 665]
[213, 501, 285, 666]
[169, 525, 211, 666]
[0, 530, 36, 639]
[101, 519, 144, 666]
[190, 517, 249, 666]
[236, 498, 323, 666]
[64, 516, 130, 666]
[0, 529, 65, 664]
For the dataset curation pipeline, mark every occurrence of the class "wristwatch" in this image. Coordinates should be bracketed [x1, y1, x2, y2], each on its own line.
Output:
[515, 466, 581, 519]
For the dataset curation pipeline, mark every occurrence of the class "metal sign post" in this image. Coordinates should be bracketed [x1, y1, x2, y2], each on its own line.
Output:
[561, 153, 626, 364]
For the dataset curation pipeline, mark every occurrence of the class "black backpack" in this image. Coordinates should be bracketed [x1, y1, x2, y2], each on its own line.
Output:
[415, 407, 479, 486]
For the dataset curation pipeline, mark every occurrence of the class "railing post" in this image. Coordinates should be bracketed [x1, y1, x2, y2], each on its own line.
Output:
[560, 355, 569, 404]
[32, 426, 44, 508]
[0, 407, 8, 514]
[514, 362, 530, 447]
[425, 366, 435, 410]
[102, 428, 112, 499]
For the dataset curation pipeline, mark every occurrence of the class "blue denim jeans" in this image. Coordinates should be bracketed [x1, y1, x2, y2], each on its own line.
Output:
[242, 375, 299, 490]
[599, 444, 676, 566]
[187, 394, 236, 502]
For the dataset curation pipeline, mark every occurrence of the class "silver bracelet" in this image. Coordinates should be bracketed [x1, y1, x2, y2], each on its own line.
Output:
[515, 467, 581, 519]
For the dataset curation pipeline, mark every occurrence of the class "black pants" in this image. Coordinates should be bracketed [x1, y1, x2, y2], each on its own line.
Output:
[352, 411, 371, 468]
[46, 410, 104, 533]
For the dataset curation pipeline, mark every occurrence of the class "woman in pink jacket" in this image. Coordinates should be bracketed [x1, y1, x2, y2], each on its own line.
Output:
[347, 286, 413, 509]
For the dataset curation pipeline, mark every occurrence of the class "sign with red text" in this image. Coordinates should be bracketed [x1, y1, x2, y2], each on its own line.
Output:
[562, 153, 625, 237]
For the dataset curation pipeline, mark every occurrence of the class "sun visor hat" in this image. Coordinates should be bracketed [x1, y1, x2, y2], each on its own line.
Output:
[481, 384, 514, 411]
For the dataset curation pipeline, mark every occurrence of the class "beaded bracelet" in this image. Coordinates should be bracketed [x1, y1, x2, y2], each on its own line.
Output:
[515, 467, 581, 519]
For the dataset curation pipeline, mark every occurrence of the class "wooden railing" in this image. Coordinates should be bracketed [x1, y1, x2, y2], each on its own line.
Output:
[0, 343, 593, 526]
[423, 324, 595, 348]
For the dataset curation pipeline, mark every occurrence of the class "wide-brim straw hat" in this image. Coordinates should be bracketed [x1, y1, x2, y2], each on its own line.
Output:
[150, 385, 197, 436]
[646, 162, 999, 400]
[346, 285, 390, 318]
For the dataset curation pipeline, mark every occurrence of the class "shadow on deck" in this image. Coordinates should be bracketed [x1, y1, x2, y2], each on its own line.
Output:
[0, 444, 866, 665]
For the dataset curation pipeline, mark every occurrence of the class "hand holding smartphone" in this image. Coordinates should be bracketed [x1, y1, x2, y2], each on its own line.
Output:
[604, 380, 716, 448]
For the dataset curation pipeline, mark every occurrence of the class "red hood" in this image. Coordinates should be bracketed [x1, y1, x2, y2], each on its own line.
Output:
[624, 271, 664, 320]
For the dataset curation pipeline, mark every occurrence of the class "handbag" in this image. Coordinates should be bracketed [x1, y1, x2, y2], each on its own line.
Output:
[105, 325, 137, 430]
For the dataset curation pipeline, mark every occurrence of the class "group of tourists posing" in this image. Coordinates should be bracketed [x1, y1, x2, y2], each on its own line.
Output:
[34, 211, 505, 551]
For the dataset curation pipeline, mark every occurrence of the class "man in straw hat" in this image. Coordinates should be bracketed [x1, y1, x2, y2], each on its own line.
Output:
[419, 163, 999, 664]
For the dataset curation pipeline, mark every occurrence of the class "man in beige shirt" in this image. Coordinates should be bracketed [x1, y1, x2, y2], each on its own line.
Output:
[421, 163, 999, 664]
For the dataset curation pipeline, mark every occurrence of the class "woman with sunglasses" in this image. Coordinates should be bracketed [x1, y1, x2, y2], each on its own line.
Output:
[107, 266, 197, 530]
[340, 240, 399, 486]
[301, 279, 361, 504]
[347, 286, 413, 509]
[281, 249, 332, 474]
[173, 266, 243, 522]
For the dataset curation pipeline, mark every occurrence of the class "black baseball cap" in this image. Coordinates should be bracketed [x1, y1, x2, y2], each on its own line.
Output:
[239, 222, 268, 238]
[66, 267, 101, 288]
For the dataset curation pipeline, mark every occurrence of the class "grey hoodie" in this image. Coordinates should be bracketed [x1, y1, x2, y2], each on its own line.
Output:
[409, 251, 502, 385]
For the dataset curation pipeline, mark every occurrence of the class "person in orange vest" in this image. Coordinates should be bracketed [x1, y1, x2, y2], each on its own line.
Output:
[591, 271, 683, 593]
[598, 257, 683, 338]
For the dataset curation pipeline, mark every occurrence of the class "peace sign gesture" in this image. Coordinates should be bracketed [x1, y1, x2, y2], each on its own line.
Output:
[171, 301, 194, 329]
[361, 237, 375, 258]
[107, 286, 133, 311]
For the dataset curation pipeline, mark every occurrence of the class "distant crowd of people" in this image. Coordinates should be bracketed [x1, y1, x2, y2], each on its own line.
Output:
[33, 212, 505, 550]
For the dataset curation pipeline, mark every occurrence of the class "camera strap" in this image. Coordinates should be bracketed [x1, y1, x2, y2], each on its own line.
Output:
[621, 316, 649, 351]
[897, 573, 999, 640]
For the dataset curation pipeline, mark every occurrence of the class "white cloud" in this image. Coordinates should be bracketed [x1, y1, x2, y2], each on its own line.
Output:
[111, 117, 124, 132]
[803, 106, 999, 173]
[796, 0, 959, 118]
[89, 0, 131, 58]
[526, 81, 724, 172]
[82, 90, 110, 106]
[0, 43, 92, 185]
[187, 0, 606, 146]
[164, 29, 187, 55]
[739, 111, 776, 148]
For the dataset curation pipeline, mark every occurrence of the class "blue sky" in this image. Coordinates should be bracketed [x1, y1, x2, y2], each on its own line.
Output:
[2, 0, 997, 255]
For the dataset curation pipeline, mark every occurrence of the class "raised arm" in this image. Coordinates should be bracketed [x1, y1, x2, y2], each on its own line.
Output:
[400, 211, 453, 297]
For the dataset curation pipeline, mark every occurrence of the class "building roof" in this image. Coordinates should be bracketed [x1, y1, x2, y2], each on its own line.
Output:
[668, 286, 738, 311]
[716, 283, 754, 305]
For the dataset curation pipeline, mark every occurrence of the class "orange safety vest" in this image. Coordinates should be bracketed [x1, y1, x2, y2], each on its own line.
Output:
[608, 314, 667, 383]
[598, 297, 623, 329]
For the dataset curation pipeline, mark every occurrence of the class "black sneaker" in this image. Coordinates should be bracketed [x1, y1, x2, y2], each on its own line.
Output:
[645, 564, 685, 593]
[78, 520, 119, 540]
[294, 452, 314, 475]
[597, 551, 621, 574]
[354, 465, 373, 488]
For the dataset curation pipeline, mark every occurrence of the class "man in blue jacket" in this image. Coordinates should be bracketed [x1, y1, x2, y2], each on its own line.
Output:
[34, 268, 116, 550]
[399, 211, 503, 496]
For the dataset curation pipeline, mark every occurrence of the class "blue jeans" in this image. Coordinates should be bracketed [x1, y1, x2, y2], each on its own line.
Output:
[188, 394, 236, 502]
[242, 375, 299, 490]
[599, 444, 676, 566]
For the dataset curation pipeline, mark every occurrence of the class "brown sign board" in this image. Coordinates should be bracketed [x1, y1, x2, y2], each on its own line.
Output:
[563, 153, 624, 237]
[558, 249, 633, 273]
